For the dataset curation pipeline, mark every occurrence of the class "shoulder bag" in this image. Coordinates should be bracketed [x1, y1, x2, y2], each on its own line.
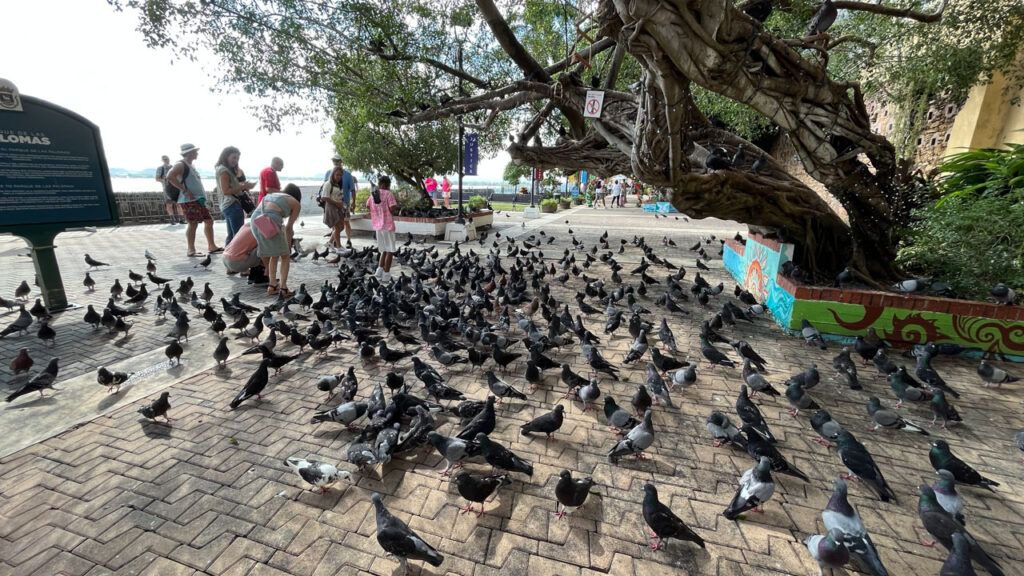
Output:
[252, 197, 281, 239]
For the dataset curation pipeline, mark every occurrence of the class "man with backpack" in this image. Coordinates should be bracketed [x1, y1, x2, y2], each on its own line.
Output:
[155, 155, 185, 225]
[166, 143, 222, 258]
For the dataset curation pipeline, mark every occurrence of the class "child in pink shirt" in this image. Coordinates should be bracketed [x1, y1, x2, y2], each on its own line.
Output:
[367, 175, 398, 282]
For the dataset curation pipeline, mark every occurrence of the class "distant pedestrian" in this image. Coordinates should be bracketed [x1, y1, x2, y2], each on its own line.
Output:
[155, 155, 185, 225]
[593, 178, 606, 208]
[320, 167, 351, 247]
[610, 179, 621, 208]
[166, 143, 222, 258]
[251, 184, 302, 297]
[325, 154, 342, 180]
[424, 176, 439, 207]
[368, 175, 398, 283]
[257, 157, 283, 204]
[441, 175, 452, 208]
[215, 146, 256, 246]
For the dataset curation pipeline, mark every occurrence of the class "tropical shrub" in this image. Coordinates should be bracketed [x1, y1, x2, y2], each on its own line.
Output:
[468, 195, 490, 212]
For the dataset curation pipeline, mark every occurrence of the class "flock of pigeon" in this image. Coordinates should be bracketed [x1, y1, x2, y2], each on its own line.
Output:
[1, 222, 1021, 576]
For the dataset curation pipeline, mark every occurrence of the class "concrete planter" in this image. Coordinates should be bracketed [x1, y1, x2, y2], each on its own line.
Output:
[723, 233, 1024, 360]
[350, 210, 493, 238]
[559, 201, 572, 210]
[540, 203, 557, 213]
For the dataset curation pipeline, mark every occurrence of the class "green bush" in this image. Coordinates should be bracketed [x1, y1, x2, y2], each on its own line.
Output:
[896, 194, 1024, 299]
[936, 143, 1024, 206]
[468, 195, 490, 212]
[540, 198, 558, 207]
[352, 189, 370, 212]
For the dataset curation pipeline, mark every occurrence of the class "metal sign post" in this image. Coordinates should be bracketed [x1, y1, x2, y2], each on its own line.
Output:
[0, 80, 119, 310]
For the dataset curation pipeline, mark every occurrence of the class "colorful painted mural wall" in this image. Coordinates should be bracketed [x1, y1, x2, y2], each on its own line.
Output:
[723, 234, 1024, 360]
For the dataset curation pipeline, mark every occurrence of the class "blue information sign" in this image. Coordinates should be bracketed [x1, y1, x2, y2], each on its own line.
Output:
[0, 95, 117, 229]
[463, 133, 478, 176]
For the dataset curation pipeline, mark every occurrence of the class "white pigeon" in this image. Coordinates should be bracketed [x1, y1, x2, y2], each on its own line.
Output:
[145, 249, 157, 261]
[284, 457, 350, 493]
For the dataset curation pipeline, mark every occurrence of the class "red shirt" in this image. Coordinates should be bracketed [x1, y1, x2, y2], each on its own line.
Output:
[258, 167, 281, 203]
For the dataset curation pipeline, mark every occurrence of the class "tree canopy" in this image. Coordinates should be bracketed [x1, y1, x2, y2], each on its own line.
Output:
[111, 0, 1024, 280]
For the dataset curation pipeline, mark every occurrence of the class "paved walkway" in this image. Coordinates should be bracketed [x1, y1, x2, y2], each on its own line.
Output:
[1, 208, 1022, 576]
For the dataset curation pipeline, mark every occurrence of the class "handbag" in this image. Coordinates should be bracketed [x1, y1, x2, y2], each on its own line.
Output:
[236, 190, 256, 215]
[252, 197, 281, 238]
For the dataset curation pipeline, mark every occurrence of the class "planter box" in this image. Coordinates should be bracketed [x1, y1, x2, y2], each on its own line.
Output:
[540, 204, 557, 213]
[350, 210, 492, 238]
[722, 234, 1024, 360]
[559, 201, 572, 210]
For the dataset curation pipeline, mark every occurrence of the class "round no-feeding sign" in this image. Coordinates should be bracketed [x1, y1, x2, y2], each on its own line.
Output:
[583, 90, 605, 119]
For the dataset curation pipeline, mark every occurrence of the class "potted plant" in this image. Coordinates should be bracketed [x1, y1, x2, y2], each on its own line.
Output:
[468, 194, 490, 212]
[540, 198, 558, 213]
[574, 196, 585, 205]
[559, 196, 572, 209]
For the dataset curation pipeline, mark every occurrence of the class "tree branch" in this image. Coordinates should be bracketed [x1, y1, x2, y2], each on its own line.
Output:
[832, 0, 946, 23]
[369, 48, 490, 89]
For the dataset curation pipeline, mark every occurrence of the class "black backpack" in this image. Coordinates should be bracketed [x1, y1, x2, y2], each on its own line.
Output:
[164, 162, 190, 201]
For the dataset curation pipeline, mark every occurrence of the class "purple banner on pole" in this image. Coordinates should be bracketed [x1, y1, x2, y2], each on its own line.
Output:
[463, 133, 478, 176]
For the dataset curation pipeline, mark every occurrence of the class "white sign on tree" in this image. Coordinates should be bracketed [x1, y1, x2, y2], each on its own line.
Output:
[583, 90, 605, 119]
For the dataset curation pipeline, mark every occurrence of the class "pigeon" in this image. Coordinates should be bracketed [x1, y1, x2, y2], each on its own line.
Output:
[491, 343, 522, 371]
[371, 493, 444, 570]
[426, 431, 480, 476]
[785, 380, 820, 418]
[631, 384, 652, 417]
[743, 427, 810, 482]
[284, 457, 350, 493]
[608, 409, 655, 463]
[929, 440, 999, 491]
[456, 396, 496, 440]
[832, 348, 861, 389]
[9, 347, 33, 374]
[576, 378, 601, 411]
[930, 390, 962, 428]
[623, 329, 649, 364]
[736, 385, 776, 443]
[742, 360, 780, 397]
[36, 321, 56, 347]
[916, 349, 960, 398]
[990, 283, 1016, 305]
[917, 485, 1004, 576]
[642, 483, 705, 551]
[83, 272, 96, 291]
[892, 277, 929, 293]
[645, 363, 672, 407]
[723, 456, 775, 520]
[14, 280, 31, 300]
[560, 363, 589, 395]
[374, 423, 400, 464]
[194, 253, 212, 270]
[213, 337, 230, 368]
[346, 443, 378, 470]
[672, 364, 697, 391]
[650, 348, 687, 374]
[520, 404, 565, 440]
[873, 349, 898, 376]
[804, 528, 850, 576]
[933, 469, 966, 525]
[822, 478, 889, 576]
[310, 401, 368, 428]
[976, 360, 1018, 387]
[604, 397, 639, 433]
[0, 305, 33, 338]
[97, 366, 132, 393]
[810, 409, 844, 449]
[84, 253, 109, 269]
[431, 345, 467, 368]
[486, 370, 527, 403]
[476, 432, 533, 476]
[83, 305, 102, 329]
[941, 533, 978, 576]
[730, 340, 767, 372]
[700, 335, 735, 368]
[229, 358, 270, 409]
[138, 391, 171, 422]
[657, 317, 677, 350]
[555, 469, 596, 518]
[801, 318, 827, 349]
[6, 357, 60, 402]
[866, 396, 928, 435]
[791, 363, 821, 389]
[832, 431, 896, 503]
[454, 472, 511, 517]
[165, 341, 183, 366]
[889, 372, 932, 408]
[145, 249, 157, 261]
[706, 411, 747, 449]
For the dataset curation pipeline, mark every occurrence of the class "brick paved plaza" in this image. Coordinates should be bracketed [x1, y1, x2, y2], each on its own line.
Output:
[1, 207, 1021, 576]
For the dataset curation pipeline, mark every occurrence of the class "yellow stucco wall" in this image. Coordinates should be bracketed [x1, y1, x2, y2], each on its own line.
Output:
[945, 70, 1024, 155]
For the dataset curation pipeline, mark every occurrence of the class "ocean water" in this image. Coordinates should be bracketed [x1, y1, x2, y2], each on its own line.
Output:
[109, 176, 515, 194]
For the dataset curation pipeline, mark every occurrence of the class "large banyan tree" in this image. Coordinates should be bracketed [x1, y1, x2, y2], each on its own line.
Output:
[113, 0, 1024, 280]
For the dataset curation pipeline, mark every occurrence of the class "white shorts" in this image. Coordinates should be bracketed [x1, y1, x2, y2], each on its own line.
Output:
[376, 229, 396, 253]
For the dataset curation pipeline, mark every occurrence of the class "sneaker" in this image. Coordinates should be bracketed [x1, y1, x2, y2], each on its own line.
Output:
[381, 272, 392, 283]
[373, 267, 384, 280]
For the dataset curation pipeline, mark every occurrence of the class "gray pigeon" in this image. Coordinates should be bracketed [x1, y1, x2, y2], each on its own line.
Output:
[486, 370, 527, 403]
[804, 528, 850, 576]
[426, 431, 480, 476]
[866, 396, 928, 435]
[801, 318, 827, 349]
[310, 401, 368, 428]
[374, 423, 400, 464]
[608, 409, 654, 463]
[672, 364, 696, 391]
[346, 442, 378, 470]
[284, 457, 350, 493]
[645, 363, 672, 407]
[918, 485, 1004, 576]
[977, 360, 1018, 387]
[603, 397, 638, 433]
[576, 378, 601, 411]
[822, 478, 889, 576]
[742, 359, 780, 396]
[371, 493, 444, 570]
[941, 533, 978, 576]
[933, 469, 966, 525]
[723, 456, 775, 520]
[706, 411, 747, 449]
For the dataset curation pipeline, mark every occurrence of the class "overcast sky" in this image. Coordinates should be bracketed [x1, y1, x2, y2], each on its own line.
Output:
[4, 0, 508, 179]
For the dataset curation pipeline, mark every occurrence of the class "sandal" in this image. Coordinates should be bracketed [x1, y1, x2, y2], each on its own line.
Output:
[267, 285, 279, 296]
[209, 247, 224, 254]
[280, 288, 295, 298]
[187, 252, 204, 258]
